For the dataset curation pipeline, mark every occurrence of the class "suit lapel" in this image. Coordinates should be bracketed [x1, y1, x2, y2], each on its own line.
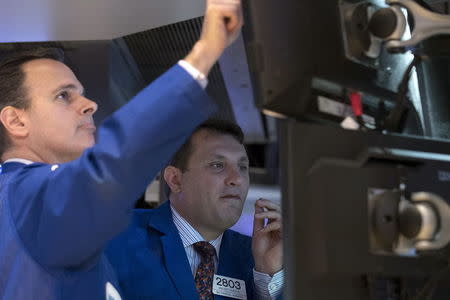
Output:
[217, 230, 242, 278]
[148, 202, 198, 299]
[217, 230, 255, 300]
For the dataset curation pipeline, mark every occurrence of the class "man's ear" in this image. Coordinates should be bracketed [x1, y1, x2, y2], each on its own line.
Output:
[164, 166, 183, 194]
[0, 106, 28, 138]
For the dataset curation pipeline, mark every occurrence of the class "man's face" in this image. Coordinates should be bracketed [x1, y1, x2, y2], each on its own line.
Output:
[21, 58, 97, 163]
[176, 129, 250, 236]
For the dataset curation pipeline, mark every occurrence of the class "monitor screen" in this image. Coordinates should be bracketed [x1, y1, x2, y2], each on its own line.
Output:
[242, 0, 421, 133]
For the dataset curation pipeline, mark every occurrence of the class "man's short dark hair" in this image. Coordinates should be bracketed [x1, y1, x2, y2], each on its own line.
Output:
[169, 118, 244, 172]
[162, 119, 244, 199]
[0, 48, 64, 156]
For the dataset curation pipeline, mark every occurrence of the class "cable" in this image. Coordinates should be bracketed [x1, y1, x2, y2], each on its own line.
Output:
[384, 54, 423, 132]
[376, 100, 387, 131]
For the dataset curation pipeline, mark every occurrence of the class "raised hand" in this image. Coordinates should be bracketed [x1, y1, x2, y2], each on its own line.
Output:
[252, 198, 283, 276]
[185, 0, 243, 75]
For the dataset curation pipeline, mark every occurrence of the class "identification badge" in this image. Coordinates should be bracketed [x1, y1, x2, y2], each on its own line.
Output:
[213, 274, 247, 300]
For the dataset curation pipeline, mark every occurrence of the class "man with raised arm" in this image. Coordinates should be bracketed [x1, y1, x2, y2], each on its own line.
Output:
[0, 1, 242, 299]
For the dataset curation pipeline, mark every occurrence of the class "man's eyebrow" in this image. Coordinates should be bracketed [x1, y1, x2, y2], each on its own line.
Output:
[206, 154, 226, 160]
[206, 154, 249, 162]
[239, 157, 250, 163]
[52, 84, 85, 96]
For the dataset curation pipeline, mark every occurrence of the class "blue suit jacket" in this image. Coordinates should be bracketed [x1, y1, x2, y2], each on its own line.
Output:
[106, 201, 257, 300]
[0, 65, 216, 300]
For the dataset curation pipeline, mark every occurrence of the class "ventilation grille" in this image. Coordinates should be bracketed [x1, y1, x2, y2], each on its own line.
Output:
[123, 17, 235, 121]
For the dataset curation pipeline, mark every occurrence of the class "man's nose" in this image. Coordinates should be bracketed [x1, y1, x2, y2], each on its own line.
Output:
[80, 96, 98, 115]
[225, 166, 244, 186]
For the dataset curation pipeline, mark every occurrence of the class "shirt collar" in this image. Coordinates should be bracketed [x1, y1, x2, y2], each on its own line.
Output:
[3, 158, 34, 165]
[170, 204, 223, 257]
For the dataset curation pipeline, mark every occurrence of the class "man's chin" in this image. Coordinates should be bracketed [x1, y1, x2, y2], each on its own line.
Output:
[68, 143, 93, 161]
[221, 210, 243, 228]
[81, 137, 96, 149]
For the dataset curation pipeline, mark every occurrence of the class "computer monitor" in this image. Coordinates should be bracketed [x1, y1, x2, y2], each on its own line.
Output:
[242, 0, 450, 298]
[278, 121, 450, 300]
[242, 0, 420, 132]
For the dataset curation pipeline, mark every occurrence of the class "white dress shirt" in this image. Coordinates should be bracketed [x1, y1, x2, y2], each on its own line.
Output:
[178, 60, 208, 89]
[3, 158, 34, 165]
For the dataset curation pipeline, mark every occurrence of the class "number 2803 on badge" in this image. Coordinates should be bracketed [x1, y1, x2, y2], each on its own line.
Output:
[213, 274, 247, 300]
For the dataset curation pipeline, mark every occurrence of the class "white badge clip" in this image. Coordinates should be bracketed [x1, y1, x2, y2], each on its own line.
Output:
[213, 274, 247, 300]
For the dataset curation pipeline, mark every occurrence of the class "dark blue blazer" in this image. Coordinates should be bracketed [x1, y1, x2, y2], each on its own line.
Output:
[106, 201, 256, 300]
[0, 65, 215, 300]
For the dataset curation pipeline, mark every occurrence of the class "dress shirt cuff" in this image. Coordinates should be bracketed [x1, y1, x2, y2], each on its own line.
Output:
[178, 60, 208, 89]
[253, 269, 284, 299]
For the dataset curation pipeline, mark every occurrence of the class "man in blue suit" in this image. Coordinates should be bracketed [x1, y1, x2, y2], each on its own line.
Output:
[107, 119, 284, 300]
[0, 1, 243, 299]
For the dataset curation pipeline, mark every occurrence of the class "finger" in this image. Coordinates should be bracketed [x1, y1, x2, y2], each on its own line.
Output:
[206, 0, 241, 13]
[207, 0, 242, 31]
[222, 7, 241, 32]
[231, 0, 243, 29]
[256, 198, 281, 212]
[254, 211, 281, 221]
[253, 202, 265, 233]
[238, 1, 243, 26]
[225, 12, 239, 32]
[261, 221, 282, 233]
[208, 0, 241, 6]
